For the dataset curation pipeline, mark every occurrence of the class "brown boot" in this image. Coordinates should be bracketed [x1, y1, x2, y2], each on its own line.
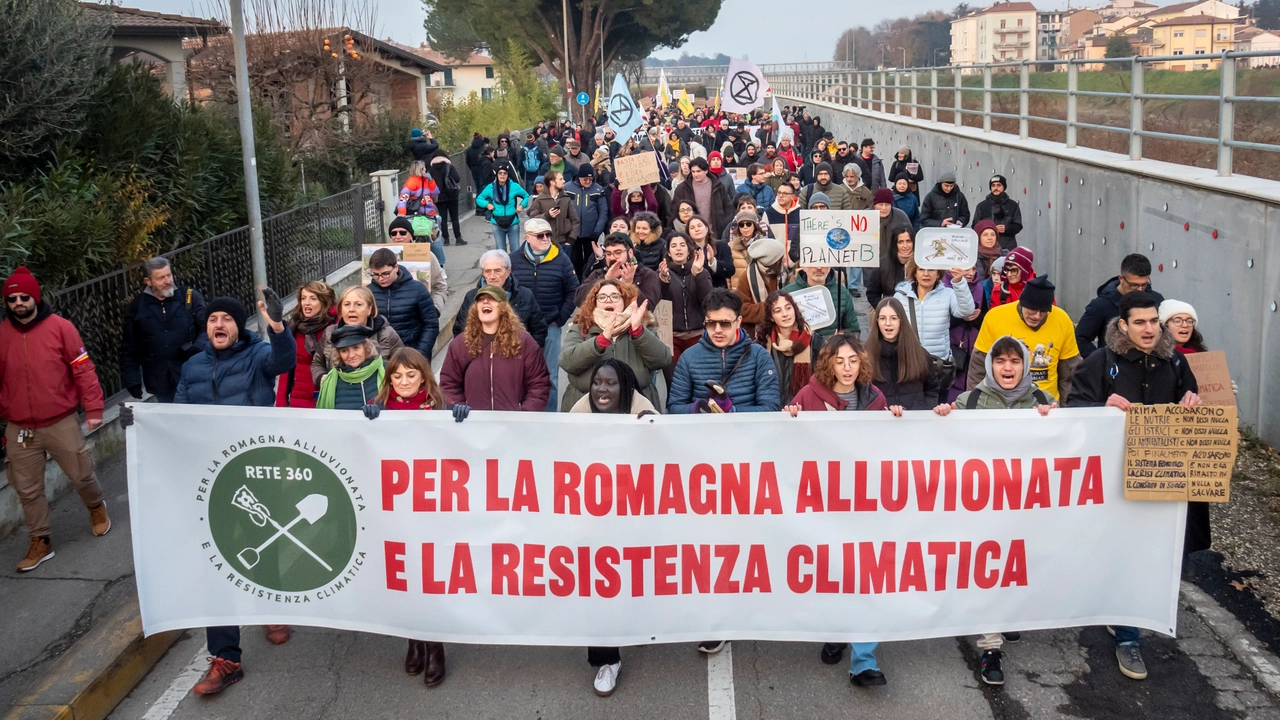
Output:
[405, 640, 425, 675]
[423, 642, 445, 687]
[17, 537, 54, 572]
[264, 625, 291, 645]
[192, 657, 243, 695]
[88, 502, 111, 537]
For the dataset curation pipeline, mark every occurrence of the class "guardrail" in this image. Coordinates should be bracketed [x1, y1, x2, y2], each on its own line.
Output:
[765, 52, 1280, 178]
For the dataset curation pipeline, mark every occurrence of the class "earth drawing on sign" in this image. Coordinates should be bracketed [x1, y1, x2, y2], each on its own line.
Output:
[826, 227, 851, 250]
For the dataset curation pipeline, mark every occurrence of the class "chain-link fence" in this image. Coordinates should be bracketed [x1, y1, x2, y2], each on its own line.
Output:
[50, 180, 381, 398]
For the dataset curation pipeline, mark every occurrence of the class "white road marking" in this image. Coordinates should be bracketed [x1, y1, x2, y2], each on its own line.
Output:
[707, 642, 737, 720]
[140, 648, 208, 720]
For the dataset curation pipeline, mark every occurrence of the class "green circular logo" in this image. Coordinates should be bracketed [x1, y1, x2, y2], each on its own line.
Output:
[208, 447, 357, 592]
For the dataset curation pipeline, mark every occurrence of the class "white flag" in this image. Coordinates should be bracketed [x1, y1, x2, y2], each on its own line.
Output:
[605, 73, 643, 141]
[657, 69, 671, 108]
[722, 57, 767, 114]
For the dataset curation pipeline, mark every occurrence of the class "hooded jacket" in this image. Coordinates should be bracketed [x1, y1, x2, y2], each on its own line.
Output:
[367, 266, 439, 358]
[439, 329, 551, 411]
[892, 184, 921, 229]
[610, 186, 659, 222]
[662, 259, 713, 333]
[510, 241, 580, 326]
[453, 275, 547, 348]
[972, 192, 1024, 251]
[1075, 277, 1166, 359]
[667, 329, 781, 413]
[428, 156, 462, 202]
[737, 180, 776, 208]
[407, 135, 439, 163]
[893, 279, 976, 360]
[800, 178, 850, 210]
[919, 182, 972, 228]
[888, 149, 924, 196]
[0, 305, 106, 426]
[788, 375, 887, 412]
[1067, 317, 1197, 407]
[175, 327, 295, 407]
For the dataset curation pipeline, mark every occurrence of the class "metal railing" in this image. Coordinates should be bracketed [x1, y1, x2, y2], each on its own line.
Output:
[765, 51, 1280, 177]
[51, 181, 380, 398]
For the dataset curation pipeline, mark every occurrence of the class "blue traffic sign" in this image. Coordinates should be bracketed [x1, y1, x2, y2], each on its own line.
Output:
[575, 92, 590, 106]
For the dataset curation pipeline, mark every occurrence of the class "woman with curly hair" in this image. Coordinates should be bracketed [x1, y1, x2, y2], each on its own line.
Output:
[439, 284, 550, 411]
[755, 289, 823, 407]
[558, 279, 670, 412]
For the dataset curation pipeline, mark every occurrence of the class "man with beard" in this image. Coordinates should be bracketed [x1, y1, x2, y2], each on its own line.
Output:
[1, 267, 109, 572]
[121, 257, 207, 403]
[973, 174, 1024, 251]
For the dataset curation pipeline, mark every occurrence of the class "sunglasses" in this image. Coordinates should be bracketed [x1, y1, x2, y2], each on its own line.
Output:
[704, 319, 737, 329]
[5, 294, 32, 304]
[389, 229, 411, 237]
[529, 232, 552, 240]
[737, 222, 755, 228]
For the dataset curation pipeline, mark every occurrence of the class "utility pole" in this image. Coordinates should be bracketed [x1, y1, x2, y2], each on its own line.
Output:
[562, 0, 572, 119]
[228, 0, 268, 304]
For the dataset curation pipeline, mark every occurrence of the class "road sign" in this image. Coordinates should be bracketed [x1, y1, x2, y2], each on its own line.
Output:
[576, 91, 590, 106]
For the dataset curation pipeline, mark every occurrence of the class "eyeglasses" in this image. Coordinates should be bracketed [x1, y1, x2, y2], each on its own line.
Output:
[529, 232, 552, 240]
[1125, 280, 1152, 292]
[5, 294, 31, 304]
[1168, 317, 1197, 327]
[389, 229, 411, 237]
[596, 293, 623, 303]
[704, 319, 737, 329]
[370, 269, 396, 280]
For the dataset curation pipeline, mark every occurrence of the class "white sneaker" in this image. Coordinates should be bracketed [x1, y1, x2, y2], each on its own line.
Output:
[593, 662, 620, 697]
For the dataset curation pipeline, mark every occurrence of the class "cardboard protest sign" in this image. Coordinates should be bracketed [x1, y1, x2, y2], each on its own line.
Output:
[1124, 404, 1238, 503]
[363, 244, 433, 285]
[614, 152, 660, 189]
[1185, 351, 1235, 407]
[789, 285, 835, 330]
[362, 244, 403, 284]
[915, 227, 978, 270]
[797, 211, 879, 267]
[654, 300, 673, 351]
[729, 167, 748, 183]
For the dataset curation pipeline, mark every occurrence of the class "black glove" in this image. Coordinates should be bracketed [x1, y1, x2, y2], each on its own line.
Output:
[452, 404, 470, 423]
[362, 403, 381, 420]
[261, 287, 284, 323]
[127, 384, 143, 399]
[118, 403, 134, 427]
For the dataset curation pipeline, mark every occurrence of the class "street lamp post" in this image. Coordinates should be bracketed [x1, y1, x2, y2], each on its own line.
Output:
[227, 0, 268, 305]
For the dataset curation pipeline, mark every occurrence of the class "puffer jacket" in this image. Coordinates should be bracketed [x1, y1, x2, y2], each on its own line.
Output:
[559, 321, 672, 412]
[367, 266, 439, 358]
[311, 316, 403, 386]
[407, 136, 439, 163]
[782, 270, 860, 336]
[893, 280, 976, 360]
[438, 330, 550, 411]
[475, 179, 530, 226]
[919, 183, 971, 228]
[396, 174, 439, 217]
[667, 329, 781, 413]
[737, 181, 776, 209]
[510, 241, 580, 326]
[788, 375, 887, 411]
[955, 383, 1051, 410]
[893, 188, 920, 230]
[889, 150, 925, 196]
[800, 181, 850, 210]
[1067, 317, 1197, 407]
[175, 328, 295, 407]
[428, 156, 462, 202]
[565, 180, 609, 239]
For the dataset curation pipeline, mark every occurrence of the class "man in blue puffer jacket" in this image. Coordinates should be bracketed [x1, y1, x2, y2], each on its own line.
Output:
[366, 247, 440, 359]
[668, 288, 780, 413]
[173, 291, 295, 696]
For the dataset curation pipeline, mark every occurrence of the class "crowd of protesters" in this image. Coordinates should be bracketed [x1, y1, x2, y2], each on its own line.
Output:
[1, 98, 1228, 701]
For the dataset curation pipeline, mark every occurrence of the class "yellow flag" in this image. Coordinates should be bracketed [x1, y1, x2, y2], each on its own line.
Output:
[657, 69, 671, 107]
[678, 89, 694, 116]
[595, 82, 602, 112]
[713, 85, 721, 114]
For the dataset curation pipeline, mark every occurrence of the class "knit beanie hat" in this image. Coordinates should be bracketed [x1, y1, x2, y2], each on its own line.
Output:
[1159, 299, 1198, 325]
[816, 161, 832, 176]
[3, 267, 41, 304]
[1018, 276, 1055, 313]
[388, 216, 415, 237]
[747, 236, 785, 267]
[548, 146, 564, 159]
[206, 296, 249, 337]
[410, 128, 424, 138]
[873, 188, 895, 206]
[973, 219, 998, 237]
[576, 163, 594, 179]
[1005, 246, 1035, 276]
[808, 192, 831, 208]
[940, 170, 957, 183]
[990, 174, 1008, 188]
[733, 209, 759, 228]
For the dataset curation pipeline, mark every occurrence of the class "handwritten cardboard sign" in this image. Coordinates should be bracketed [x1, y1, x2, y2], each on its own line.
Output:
[654, 299, 673, 351]
[797, 210, 879, 268]
[789, 285, 835, 330]
[614, 151, 660, 189]
[1123, 403, 1238, 503]
[914, 227, 978, 270]
[1185, 350, 1235, 407]
[729, 167, 748, 183]
[362, 244, 433, 285]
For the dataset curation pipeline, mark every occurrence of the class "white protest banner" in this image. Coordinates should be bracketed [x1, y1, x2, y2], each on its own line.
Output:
[915, 227, 978, 270]
[128, 405, 1185, 645]
[614, 151, 661, 189]
[606, 74, 643, 142]
[789, 285, 835, 330]
[722, 57, 767, 114]
[798, 210, 879, 267]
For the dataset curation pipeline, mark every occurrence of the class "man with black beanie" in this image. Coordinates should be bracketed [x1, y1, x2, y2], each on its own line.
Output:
[564, 163, 610, 276]
[972, 174, 1024, 251]
[968, 275, 1081, 402]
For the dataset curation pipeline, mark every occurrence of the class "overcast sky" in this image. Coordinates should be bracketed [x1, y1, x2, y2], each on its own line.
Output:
[112, 0, 1190, 66]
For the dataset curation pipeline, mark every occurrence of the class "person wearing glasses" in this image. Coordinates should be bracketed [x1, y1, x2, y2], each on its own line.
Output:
[667, 287, 780, 416]
[510, 218, 580, 411]
[0, 267, 108, 572]
[558, 279, 669, 413]
[1075, 254, 1162, 359]
[365, 247, 440, 360]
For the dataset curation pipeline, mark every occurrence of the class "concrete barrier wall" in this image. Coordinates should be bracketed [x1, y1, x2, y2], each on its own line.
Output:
[775, 94, 1280, 445]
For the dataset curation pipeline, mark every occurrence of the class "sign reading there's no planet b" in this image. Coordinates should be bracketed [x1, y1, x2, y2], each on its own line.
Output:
[797, 211, 879, 267]
[914, 227, 978, 270]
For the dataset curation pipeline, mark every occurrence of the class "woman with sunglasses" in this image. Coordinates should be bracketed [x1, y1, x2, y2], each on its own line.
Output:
[728, 210, 765, 286]
[475, 165, 529, 253]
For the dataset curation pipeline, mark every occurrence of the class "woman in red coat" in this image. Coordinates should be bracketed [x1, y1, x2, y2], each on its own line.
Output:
[438, 284, 551, 411]
[276, 281, 335, 407]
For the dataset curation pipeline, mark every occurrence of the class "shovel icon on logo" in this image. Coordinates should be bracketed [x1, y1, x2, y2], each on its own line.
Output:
[233, 489, 332, 572]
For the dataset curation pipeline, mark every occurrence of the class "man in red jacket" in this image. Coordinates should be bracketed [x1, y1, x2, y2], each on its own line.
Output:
[0, 268, 109, 572]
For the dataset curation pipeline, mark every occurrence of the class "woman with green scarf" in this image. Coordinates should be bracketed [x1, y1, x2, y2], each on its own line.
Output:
[316, 325, 385, 417]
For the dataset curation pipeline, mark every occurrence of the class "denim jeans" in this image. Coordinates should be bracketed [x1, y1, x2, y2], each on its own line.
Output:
[1112, 625, 1140, 646]
[543, 323, 562, 411]
[492, 221, 521, 253]
[846, 267, 864, 292]
[849, 642, 880, 674]
[429, 237, 446, 266]
[207, 625, 241, 663]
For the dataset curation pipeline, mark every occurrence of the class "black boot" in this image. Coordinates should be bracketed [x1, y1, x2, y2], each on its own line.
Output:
[424, 642, 445, 686]
[405, 640, 425, 675]
[821, 643, 845, 664]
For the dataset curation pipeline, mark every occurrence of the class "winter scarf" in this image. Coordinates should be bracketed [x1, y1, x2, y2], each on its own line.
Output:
[769, 328, 813, 397]
[980, 338, 1036, 406]
[316, 355, 385, 409]
[386, 388, 437, 411]
[291, 306, 335, 337]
